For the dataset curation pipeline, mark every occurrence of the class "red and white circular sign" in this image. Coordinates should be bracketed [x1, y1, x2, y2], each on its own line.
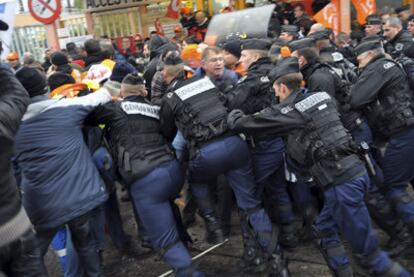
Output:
[28, 0, 61, 24]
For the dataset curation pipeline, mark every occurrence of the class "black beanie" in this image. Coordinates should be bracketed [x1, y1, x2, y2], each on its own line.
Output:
[51, 52, 69, 66]
[121, 73, 146, 95]
[110, 62, 136, 83]
[122, 72, 145, 85]
[223, 40, 241, 59]
[16, 67, 48, 98]
[48, 72, 76, 91]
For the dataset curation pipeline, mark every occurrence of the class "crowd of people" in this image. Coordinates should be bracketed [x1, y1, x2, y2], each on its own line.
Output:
[3, 1, 414, 277]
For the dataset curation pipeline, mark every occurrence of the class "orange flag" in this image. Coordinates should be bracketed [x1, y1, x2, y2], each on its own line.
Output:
[313, 0, 340, 34]
[166, 0, 181, 19]
[352, 0, 376, 25]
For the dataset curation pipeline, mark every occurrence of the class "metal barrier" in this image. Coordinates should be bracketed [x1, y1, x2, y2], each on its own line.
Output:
[92, 8, 143, 38]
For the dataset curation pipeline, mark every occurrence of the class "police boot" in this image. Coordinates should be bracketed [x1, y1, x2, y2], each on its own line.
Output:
[300, 204, 318, 242]
[238, 231, 267, 273]
[238, 211, 267, 273]
[313, 227, 353, 277]
[257, 227, 290, 277]
[279, 223, 299, 249]
[268, 245, 290, 277]
[202, 214, 225, 244]
[195, 197, 225, 244]
[365, 192, 412, 257]
[355, 249, 409, 277]
[385, 222, 412, 258]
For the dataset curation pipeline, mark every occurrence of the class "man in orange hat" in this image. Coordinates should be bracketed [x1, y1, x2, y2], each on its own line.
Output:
[181, 44, 201, 73]
[7, 52, 21, 72]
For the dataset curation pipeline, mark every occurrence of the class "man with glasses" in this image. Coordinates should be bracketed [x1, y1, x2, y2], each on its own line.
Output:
[184, 47, 239, 223]
[195, 47, 238, 93]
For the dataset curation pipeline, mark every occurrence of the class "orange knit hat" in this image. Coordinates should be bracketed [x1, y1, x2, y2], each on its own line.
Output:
[181, 44, 201, 62]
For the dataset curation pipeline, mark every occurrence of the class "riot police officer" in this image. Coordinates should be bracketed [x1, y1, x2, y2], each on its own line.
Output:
[383, 17, 413, 59]
[227, 57, 409, 277]
[291, 37, 412, 257]
[159, 52, 289, 276]
[85, 73, 202, 276]
[279, 25, 299, 43]
[289, 38, 338, 95]
[365, 15, 383, 38]
[350, 39, 414, 244]
[226, 39, 298, 248]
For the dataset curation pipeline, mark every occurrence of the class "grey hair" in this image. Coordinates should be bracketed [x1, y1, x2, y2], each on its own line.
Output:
[386, 16, 403, 28]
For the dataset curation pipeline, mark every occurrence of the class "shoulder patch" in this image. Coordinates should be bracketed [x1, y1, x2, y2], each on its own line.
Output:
[174, 77, 215, 101]
[383, 62, 395, 70]
[121, 101, 160, 119]
[332, 52, 344, 62]
[395, 43, 404, 51]
[260, 76, 270, 83]
[295, 92, 331, 112]
[281, 106, 294, 114]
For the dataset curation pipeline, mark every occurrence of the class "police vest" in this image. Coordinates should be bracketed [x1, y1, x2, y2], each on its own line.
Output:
[170, 76, 229, 145]
[238, 74, 276, 115]
[315, 63, 364, 132]
[110, 99, 173, 185]
[235, 60, 276, 115]
[365, 60, 414, 138]
[287, 92, 363, 187]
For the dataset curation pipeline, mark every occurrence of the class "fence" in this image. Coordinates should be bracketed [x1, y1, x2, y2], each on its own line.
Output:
[11, 25, 47, 62]
[11, 13, 87, 62]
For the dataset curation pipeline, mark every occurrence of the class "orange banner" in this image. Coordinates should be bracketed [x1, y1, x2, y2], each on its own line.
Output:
[166, 0, 180, 19]
[352, 0, 376, 25]
[313, 0, 340, 34]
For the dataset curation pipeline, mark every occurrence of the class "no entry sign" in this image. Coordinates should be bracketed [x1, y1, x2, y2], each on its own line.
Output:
[28, 0, 62, 24]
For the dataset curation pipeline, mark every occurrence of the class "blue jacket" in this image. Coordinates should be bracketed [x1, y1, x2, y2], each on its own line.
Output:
[14, 89, 112, 231]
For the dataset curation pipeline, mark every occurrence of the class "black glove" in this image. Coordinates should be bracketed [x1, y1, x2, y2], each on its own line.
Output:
[227, 109, 245, 129]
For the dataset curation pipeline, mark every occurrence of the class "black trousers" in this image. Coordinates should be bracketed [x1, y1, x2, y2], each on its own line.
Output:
[36, 212, 103, 277]
[0, 229, 45, 277]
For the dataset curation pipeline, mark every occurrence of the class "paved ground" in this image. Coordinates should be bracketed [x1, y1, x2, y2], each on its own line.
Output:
[46, 188, 414, 277]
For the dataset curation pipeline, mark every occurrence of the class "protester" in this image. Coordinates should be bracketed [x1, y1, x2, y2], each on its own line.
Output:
[14, 67, 115, 276]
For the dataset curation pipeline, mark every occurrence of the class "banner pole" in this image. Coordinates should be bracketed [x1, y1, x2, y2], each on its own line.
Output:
[339, 0, 351, 34]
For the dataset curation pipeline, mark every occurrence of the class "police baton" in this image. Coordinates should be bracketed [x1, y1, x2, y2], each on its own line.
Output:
[359, 141, 376, 176]
[158, 239, 229, 277]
